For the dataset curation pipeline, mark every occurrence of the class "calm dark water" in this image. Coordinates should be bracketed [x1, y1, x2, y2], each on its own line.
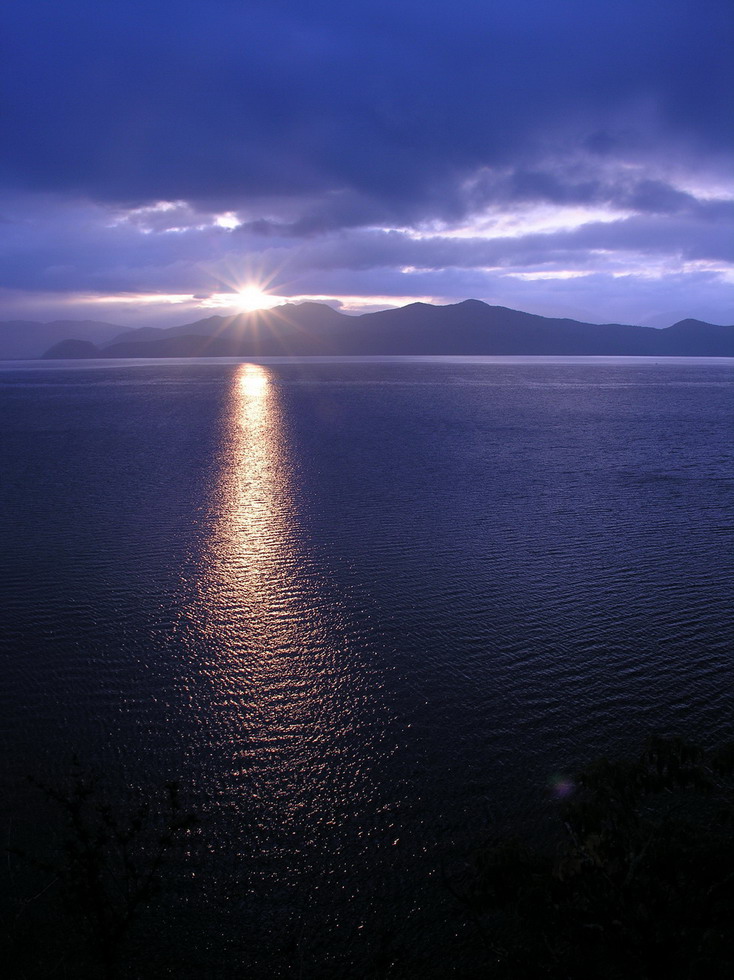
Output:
[1, 356, 733, 975]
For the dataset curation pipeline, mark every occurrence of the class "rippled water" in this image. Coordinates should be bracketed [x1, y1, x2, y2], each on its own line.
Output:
[1, 356, 733, 974]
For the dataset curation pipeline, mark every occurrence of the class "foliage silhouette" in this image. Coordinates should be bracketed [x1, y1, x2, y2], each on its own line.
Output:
[3, 762, 198, 979]
[448, 736, 734, 978]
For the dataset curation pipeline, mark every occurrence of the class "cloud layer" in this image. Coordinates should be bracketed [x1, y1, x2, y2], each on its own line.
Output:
[1, 1, 732, 326]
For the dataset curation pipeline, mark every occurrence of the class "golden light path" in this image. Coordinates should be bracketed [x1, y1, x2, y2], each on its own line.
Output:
[182, 364, 385, 886]
[196, 364, 323, 749]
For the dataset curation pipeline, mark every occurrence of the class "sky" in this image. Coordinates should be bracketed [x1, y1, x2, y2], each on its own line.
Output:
[1, 0, 733, 328]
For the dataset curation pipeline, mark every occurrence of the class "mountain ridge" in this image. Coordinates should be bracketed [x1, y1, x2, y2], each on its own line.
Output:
[2, 300, 731, 359]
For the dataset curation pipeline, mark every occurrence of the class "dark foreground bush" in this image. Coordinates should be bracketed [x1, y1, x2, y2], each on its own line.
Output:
[449, 736, 734, 979]
[2, 763, 198, 979]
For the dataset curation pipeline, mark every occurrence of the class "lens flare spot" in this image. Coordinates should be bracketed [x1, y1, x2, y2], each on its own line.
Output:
[549, 774, 575, 800]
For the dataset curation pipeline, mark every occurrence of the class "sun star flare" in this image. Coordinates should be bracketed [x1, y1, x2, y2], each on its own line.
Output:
[232, 286, 282, 313]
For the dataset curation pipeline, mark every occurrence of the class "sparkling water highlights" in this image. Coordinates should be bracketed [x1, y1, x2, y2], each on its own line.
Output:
[175, 362, 396, 903]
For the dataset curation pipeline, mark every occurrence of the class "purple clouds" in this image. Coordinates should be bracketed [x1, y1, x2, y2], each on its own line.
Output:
[1, 1, 732, 326]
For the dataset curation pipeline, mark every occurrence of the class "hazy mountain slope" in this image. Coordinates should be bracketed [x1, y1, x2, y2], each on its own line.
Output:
[0, 319, 124, 359]
[656, 319, 734, 355]
[345, 300, 660, 355]
[41, 339, 101, 359]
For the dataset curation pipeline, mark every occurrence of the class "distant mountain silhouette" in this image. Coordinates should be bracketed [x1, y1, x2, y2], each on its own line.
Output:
[0, 319, 124, 359]
[42, 338, 101, 359]
[27, 300, 734, 359]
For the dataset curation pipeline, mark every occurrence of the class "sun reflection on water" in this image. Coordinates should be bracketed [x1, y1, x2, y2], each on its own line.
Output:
[200, 362, 304, 678]
[226, 363, 291, 579]
[182, 363, 385, 875]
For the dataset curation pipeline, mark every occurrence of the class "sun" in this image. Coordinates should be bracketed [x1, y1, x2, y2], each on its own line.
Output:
[234, 285, 280, 313]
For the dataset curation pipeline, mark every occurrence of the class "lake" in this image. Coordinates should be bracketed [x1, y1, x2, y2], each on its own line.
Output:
[1, 356, 733, 975]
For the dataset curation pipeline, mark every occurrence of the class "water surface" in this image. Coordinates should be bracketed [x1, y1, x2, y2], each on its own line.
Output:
[2, 356, 732, 974]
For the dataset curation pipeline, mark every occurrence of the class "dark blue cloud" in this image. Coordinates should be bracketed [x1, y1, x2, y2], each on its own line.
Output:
[2, 1, 731, 211]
